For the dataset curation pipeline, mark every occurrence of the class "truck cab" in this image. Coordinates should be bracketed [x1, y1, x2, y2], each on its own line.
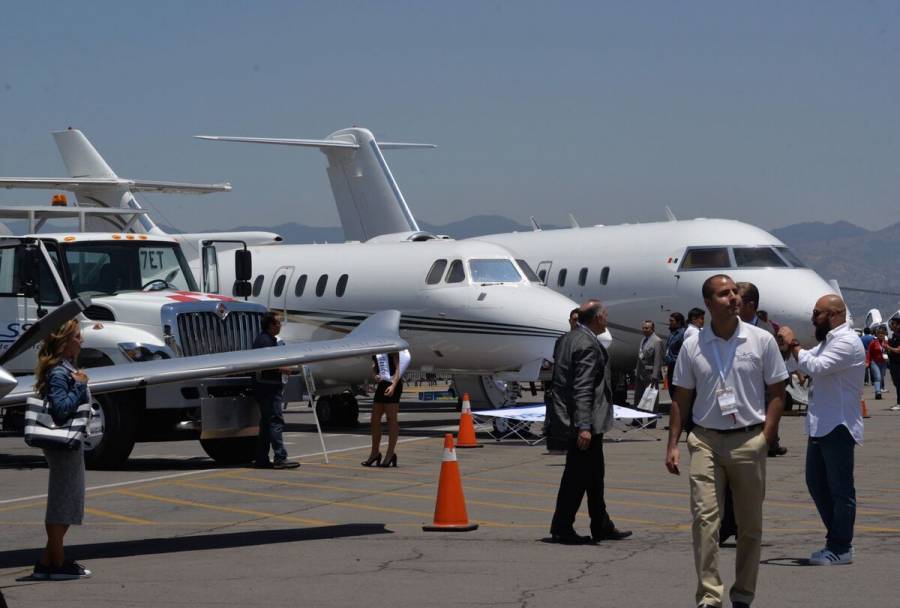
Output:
[0, 207, 266, 468]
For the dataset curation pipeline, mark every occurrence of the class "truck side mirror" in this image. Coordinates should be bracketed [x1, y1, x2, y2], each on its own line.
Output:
[235, 249, 252, 281]
[232, 281, 252, 298]
[20, 245, 41, 300]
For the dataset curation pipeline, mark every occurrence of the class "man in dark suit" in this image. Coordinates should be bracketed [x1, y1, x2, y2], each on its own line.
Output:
[548, 300, 633, 544]
[634, 320, 664, 414]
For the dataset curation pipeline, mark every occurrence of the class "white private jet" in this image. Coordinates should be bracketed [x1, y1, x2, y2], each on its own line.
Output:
[2, 129, 576, 417]
[204, 126, 840, 379]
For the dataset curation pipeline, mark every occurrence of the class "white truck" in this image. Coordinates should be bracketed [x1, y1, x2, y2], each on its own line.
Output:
[0, 206, 269, 468]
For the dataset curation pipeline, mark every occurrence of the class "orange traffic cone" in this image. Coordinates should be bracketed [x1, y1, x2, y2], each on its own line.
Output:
[861, 398, 870, 419]
[456, 392, 483, 448]
[423, 434, 479, 532]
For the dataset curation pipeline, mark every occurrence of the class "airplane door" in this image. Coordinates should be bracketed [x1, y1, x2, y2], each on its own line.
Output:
[268, 266, 295, 315]
[535, 261, 553, 286]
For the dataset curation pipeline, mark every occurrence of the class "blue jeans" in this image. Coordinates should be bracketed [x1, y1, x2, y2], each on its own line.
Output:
[870, 362, 886, 395]
[806, 424, 856, 554]
[256, 387, 288, 464]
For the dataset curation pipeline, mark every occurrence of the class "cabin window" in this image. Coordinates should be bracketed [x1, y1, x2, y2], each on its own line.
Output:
[578, 267, 588, 286]
[336, 274, 349, 297]
[678, 248, 731, 270]
[252, 275, 264, 297]
[775, 247, 807, 268]
[426, 259, 447, 285]
[446, 259, 466, 283]
[315, 274, 328, 297]
[557, 268, 567, 287]
[537, 269, 547, 283]
[468, 259, 522, 283]
[515, 259, 540, 282]
[294, 274, 307, 297]
[273, 275, 286, 297]
[599, 266, 610, 285]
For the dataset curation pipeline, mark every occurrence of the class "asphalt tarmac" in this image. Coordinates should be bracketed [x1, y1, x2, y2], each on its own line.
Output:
[1, 386, 899, 607]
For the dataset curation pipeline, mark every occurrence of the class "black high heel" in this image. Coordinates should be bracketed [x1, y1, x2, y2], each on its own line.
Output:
[378, 454, 397, 468]
[361, 453, 382, 467]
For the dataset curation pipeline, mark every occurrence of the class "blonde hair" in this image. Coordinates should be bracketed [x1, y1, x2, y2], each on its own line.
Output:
[33, 319, 80, 397]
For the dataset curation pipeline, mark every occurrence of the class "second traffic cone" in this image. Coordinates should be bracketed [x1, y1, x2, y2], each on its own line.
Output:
[456, 392, 483, 448]
[861, 398, 870, 419]
[423, 434, 478, 532]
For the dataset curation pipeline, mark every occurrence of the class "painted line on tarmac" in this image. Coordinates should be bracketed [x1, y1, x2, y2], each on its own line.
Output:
[0, 435, 434, 506]
[115, 488, 331, 526]
[85, 507, 156, 525]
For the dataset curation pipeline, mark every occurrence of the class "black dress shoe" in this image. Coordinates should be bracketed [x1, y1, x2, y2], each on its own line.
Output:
[593, 528, 633, 541]
[732, 602, 750, 608]
[767, 446, 788, 457]
[550, 532, 593, 545]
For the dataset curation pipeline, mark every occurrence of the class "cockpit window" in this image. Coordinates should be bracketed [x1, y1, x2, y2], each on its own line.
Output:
[468, 259, 522, 283]
[515, 259, 540, 282]
[446, 259, 466, 283]
[679, 247, 731, 270]
[733, 247, 788, 268]
[775, 247, 807, 268]
[426, 259, 447, 285]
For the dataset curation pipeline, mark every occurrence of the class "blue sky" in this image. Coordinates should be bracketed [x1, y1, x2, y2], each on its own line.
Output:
[1, 1, 898, 231]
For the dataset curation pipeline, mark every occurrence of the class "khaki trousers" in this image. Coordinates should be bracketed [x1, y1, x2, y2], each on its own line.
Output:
[687, 426, 767, 607]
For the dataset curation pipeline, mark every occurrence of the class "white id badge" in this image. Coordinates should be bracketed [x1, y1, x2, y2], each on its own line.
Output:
[716, 387, 738, 416]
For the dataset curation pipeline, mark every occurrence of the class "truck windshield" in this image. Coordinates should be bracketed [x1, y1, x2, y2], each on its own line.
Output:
[62, 241, 198, 296]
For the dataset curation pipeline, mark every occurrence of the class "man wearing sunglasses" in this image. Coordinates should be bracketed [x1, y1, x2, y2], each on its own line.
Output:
[778, 294, 865, 566]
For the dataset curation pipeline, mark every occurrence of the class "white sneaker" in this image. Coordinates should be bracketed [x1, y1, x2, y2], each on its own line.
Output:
[890, 405, 900, 411]
[809, 548, 853, 565]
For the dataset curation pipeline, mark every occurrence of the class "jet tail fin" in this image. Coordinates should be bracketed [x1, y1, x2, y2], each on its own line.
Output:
[196, 127, 435, 242]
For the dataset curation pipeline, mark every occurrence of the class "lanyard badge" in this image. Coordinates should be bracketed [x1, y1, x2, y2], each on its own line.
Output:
[710, 338, 740, 417]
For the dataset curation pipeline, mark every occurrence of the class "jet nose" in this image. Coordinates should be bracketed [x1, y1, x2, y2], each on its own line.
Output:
[758, 270, 838, 347]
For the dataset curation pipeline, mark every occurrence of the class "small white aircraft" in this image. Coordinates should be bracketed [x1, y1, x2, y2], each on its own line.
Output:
[3, 130, 576, 416]
[212, 126, 841, 373]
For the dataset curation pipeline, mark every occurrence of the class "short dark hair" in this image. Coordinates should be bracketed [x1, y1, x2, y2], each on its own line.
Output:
[669, 312, 685, 328]
[863, 327, 872, 335]
[736, 281, 760, 307]
[642, 319, 655, 329]
[261, 311, 282, 332]
[701, 274, 734, 300]
[569, 308, 580, 317]
[687, 307, 705, 322]
[577, 301, 605, 325]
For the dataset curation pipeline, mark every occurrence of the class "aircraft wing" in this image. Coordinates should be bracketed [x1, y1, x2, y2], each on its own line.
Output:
[0, 177, 230, 194]
[0, 310, 405, 406]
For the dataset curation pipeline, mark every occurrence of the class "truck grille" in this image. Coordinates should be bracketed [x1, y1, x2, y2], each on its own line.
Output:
[175, 311, 263, 356]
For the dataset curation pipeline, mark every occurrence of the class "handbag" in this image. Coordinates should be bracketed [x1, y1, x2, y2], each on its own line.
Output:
[23, 396, 92, 451]
[637, 386, 659, 411]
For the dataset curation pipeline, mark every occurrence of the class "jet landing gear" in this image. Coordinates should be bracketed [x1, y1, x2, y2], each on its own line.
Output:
[315, 392, 360, 429]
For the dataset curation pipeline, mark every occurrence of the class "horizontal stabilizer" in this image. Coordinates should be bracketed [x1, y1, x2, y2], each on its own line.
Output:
[195, 135, 359, 149]
[0, 310, 406, 406]
[0, 177, 230, 194]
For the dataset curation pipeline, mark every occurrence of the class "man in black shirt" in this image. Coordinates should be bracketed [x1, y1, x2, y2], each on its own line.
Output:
[887, 316, 900, 411]
[253, 312, 299, 469]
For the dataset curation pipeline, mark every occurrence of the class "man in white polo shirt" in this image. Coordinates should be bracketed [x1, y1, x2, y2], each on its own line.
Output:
[665, 274, 788, 608]
[778, 294, 865, 566]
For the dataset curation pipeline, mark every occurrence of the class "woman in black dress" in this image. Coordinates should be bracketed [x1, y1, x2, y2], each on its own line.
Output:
[362, 351, 404, 467]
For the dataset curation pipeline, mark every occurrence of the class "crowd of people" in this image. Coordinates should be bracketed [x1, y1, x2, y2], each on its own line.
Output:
[27, 280, 884, 606]
[546, 275, 871, 608]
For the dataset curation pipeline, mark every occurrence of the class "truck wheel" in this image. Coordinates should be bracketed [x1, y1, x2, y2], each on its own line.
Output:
[339, 393, 359, 427]
[84, 394, 139, 470]
[200, 436, 257, 465]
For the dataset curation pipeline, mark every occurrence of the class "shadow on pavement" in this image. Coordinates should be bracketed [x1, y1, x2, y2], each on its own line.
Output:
[760, 557, 811, 567]
[4, 523, 392, 570]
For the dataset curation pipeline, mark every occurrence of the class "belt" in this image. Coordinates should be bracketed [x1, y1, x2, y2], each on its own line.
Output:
[697, 423, 763, 435]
